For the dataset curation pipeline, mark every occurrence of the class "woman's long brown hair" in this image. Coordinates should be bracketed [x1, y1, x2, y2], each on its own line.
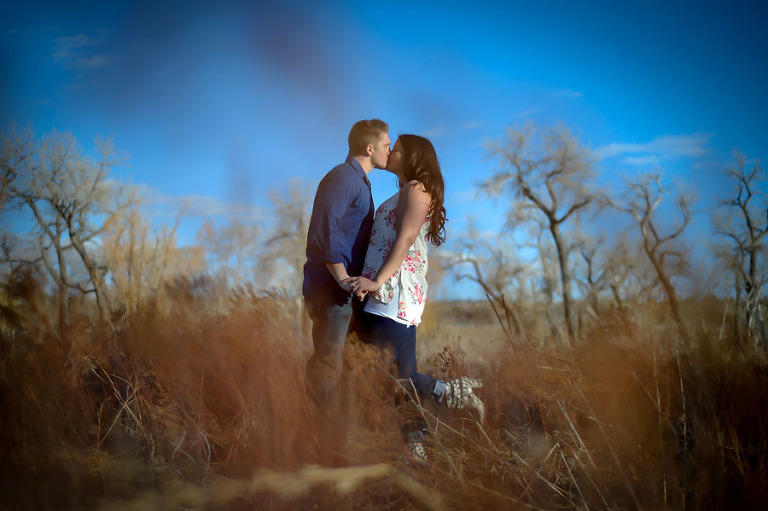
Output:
[396, 134, 447, 246]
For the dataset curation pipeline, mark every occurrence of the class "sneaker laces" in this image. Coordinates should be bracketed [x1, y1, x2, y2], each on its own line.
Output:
[406, 441, 427, 462]
[444, 376, 485, 423]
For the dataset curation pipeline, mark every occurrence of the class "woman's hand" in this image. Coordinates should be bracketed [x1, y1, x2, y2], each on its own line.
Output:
[343, 276, 380, 301]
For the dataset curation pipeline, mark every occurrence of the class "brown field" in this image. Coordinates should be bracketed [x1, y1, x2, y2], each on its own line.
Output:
[1, 277, 767, 510]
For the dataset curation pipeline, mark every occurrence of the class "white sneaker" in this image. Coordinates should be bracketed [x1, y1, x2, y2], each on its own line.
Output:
[444, 377, 485, 423]
[406, 441, 428, 462]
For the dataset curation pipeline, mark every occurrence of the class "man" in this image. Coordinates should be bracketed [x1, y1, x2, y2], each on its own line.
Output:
[303, 119, 390, 408]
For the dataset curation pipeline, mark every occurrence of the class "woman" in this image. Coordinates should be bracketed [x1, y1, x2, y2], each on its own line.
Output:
[344, 135, 484, 458]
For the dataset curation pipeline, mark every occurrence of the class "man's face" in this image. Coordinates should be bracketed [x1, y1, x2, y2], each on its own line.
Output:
[370, 132, 391, 170]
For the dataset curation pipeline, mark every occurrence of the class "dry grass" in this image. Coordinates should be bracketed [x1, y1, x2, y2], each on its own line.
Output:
[2, 274, 768, 510]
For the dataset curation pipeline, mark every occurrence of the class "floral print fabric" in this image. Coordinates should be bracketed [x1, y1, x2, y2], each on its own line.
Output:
[361, 191, 430, 326]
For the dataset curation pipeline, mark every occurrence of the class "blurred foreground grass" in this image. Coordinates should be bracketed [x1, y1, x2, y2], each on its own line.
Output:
[2, 277, 768, 510]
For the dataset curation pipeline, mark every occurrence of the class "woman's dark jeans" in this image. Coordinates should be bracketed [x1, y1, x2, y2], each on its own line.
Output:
[351, 310, 438, 403]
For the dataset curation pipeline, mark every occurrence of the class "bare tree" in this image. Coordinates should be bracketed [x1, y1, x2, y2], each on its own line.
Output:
[0, 127, 29, 212]
[614, 174, 691, 342]
[601, 233, 650, 311]
[713, 154, 767, 352]
[571, 232, 654, 331]
[447, 218, 528, 341]
[256, 179, 311, 338]
[261, 179, 310, 295]
[1, 126, 130, 324]
[101, 188, 204, 313]
[572, 234, 607, 329]
[483, 122, 597, 341]
[535, 224, 566, 341]
[196, 217, 262, 292]
[102, 188, 151, 311]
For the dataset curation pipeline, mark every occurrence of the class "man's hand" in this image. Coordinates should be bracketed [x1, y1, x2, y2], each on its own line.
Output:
[343, 276, 379, 301]
[338, 280, 354, 294]
[324, 262, 354, 294]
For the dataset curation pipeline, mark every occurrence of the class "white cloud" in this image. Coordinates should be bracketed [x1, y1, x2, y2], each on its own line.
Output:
[424, 120, 483, 138]
[552, 88, 583, 99]
[448, 188, 481, 205]
[423, 124, 445, 138]
[161, 195, 266, 220]
[53, 32, 117, 70]
[516, 107, 541, 118]
[461, 120, 483, 130]
[56, 33, 98, 50]
[77, 54, 119, 68]
[53, 34, 97, 61]
[624, 155, 661, 166]
[595, 133, 715, 165]
[136, 184, 267, 221]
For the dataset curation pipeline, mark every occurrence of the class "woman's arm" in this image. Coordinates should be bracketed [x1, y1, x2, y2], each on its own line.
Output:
[345, 181, 429, 298]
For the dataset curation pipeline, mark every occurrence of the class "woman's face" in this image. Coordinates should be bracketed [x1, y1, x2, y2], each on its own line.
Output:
[386, 139, 404, 176]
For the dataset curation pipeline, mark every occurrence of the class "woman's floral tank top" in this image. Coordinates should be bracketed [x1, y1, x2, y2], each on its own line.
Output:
[361, 190, 429, 326]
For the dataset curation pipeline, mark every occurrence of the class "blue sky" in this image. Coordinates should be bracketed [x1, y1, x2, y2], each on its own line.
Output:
[2, 0, 767, 297]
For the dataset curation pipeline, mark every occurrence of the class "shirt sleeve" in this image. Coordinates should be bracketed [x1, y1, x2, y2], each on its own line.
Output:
[316, 174, 357, 264]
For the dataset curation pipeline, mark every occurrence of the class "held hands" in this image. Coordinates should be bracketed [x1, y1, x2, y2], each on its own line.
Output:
[341, 276, 380, 301]
[337, 279, 354, 295]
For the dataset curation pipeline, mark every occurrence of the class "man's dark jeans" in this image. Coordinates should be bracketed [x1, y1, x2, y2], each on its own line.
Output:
[304, 295, 354, 408]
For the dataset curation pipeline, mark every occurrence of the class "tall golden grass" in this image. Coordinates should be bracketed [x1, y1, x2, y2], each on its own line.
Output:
[1, 272, 767, 510]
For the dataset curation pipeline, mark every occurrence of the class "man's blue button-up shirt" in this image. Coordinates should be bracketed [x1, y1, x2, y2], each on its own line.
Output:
[303, 154, 374, 300]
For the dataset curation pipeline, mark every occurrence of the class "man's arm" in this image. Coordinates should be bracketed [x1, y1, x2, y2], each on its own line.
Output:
[320, 172, 363, 295]
[325, 261, 353, 294]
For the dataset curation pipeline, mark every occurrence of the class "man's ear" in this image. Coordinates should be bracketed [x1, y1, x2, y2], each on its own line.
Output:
[366, 143, 374, 156]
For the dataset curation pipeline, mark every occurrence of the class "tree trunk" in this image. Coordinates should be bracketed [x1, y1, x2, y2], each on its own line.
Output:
[69, 231, 110, 320]
[55, 244, 69, 332]
[734, 274, 743, 342]
[49, 226, 70, 333]
[645, 241, 689, 342]
[551, 223, 576, 340]
[745, 248, 767, 352]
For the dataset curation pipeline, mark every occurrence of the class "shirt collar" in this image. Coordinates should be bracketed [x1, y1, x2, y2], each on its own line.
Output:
[346, 153, 371, 188]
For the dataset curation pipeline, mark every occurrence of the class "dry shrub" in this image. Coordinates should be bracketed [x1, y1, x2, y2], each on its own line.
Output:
[0, 276, 429, 509]
[2, 274, 768, 510]
[392, 311, 768, 511]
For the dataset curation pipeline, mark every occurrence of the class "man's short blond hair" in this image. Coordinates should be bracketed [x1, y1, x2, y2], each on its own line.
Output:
[348, 119, 389, 155]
